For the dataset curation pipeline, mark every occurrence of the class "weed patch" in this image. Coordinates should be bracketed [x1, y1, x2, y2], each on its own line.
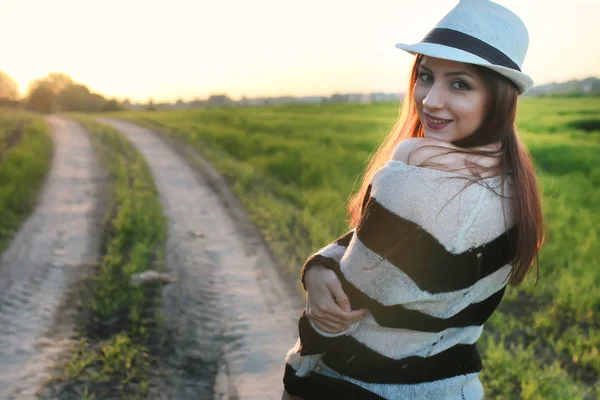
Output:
[45, 116, 167, 399]
[0, 109, 53, 252]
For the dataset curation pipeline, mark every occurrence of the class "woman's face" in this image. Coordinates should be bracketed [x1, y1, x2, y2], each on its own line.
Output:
[413, 56, 489, 142]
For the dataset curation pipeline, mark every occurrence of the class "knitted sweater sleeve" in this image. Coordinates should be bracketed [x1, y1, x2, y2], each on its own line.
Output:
[299, 228, 355, 290]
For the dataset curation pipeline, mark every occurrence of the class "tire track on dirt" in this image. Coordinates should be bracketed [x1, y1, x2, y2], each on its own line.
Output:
[97, 118, 302, 400]
[0, 116, 107, 399]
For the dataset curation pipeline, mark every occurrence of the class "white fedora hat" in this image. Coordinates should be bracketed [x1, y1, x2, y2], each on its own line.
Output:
[395, 0, 534, 94]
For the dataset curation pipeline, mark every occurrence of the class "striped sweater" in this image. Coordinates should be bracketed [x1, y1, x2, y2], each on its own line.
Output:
[284, 159, 517, 400]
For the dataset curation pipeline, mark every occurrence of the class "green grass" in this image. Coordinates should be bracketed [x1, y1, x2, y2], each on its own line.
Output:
[51, 116, 167, 399]
[112, 97, 600, 399]
[0, 108, 53, 252]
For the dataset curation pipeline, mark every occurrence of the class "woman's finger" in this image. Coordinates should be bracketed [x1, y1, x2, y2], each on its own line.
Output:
[310, 290, 367, 324]
[306, 307, 343, 328]
[325, 277, 352, 312]
[304, 265, 367, 325]
[308, 310, 345, 328]
[320, 304, 365, 324]
[310, 311, 348, 326]
[309, 300, 350, 325]
[309, 317, 346, 334]
[321, 280, 368, 323]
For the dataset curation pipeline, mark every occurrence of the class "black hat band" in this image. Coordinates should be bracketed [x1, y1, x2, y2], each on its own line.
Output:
[421, 28, 521, 71]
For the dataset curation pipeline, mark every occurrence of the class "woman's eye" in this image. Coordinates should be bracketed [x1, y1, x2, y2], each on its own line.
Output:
[419, 73, 433, 82]
[452, 81, 470, 90]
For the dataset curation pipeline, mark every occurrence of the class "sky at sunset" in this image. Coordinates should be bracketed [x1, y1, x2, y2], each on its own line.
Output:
[1, 0, 598, 102]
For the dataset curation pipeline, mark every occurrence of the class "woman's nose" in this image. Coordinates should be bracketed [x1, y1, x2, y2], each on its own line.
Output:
[422, 85, 445, 109]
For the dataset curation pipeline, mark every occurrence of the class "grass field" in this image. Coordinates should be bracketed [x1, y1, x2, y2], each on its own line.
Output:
[49, 116, 168, 399]
[0, 108, 53, 252]
[113, 97, 600, 399]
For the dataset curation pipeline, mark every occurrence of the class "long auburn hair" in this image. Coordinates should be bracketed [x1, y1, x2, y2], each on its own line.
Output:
[347, 54, 545, 286]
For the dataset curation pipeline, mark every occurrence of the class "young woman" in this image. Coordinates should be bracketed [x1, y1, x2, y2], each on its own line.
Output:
[282, 0, 545, 399]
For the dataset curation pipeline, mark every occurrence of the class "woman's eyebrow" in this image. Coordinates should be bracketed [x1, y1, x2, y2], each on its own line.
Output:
[419, 64, 474, 78]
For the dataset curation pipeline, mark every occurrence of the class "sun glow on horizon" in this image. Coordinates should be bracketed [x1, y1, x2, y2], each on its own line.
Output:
[2, 0, 599, 102]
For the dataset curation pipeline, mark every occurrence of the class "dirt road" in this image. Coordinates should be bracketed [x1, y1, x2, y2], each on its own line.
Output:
[98, 118, 303, 400]
[0, 116, 107, 399]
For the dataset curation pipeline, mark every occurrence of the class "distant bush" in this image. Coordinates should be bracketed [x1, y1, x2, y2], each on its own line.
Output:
[25, 72, 125, 114]
[567, 119, 600, 132]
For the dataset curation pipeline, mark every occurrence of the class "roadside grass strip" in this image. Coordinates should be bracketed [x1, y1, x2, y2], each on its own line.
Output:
[113, 97, 600, 399]
[50, 116, 167, 399]
[0, 108, 53, 252]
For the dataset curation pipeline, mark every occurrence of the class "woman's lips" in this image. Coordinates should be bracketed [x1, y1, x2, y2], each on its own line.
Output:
[424, 114, 453, 131]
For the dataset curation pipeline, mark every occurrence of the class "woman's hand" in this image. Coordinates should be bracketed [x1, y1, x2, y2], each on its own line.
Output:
[304, 265, 367, 334]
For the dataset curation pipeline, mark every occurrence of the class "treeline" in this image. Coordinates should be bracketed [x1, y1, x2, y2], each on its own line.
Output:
[0, 70, 127, 113]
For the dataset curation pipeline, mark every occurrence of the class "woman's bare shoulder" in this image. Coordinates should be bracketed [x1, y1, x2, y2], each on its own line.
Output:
[391, 137, 459, 166]
[391, 138, 502, 176]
